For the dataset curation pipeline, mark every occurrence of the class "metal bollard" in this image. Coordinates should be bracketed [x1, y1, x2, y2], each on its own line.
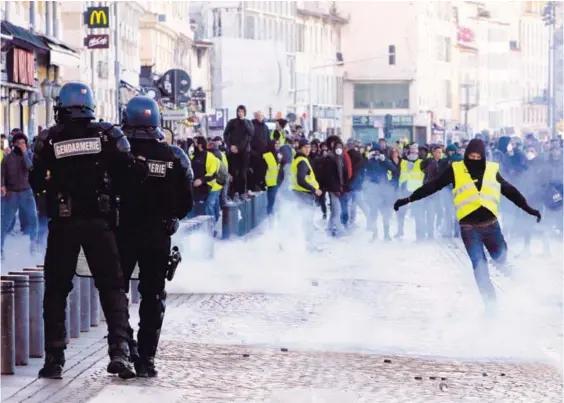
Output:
[130, 280, 140, 304]
[65, 297, 70, 344]
[1, 281, 15, 375]
[90, 279, 99, 327]
[69, 277, 80, 338]
[4, 274, 30, 365]
[22, 269, 44, 358]
[79, 277, 91, 332]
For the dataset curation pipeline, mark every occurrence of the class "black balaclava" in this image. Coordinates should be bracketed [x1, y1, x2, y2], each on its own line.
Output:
[464, 138, 486, 178]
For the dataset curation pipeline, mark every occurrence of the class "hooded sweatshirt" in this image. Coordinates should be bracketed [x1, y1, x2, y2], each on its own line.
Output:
[222, 105, 254, 151]
[407, 139, 535, 225]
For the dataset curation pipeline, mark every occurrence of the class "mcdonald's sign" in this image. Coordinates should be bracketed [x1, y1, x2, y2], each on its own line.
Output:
[85, 7, 109, 28]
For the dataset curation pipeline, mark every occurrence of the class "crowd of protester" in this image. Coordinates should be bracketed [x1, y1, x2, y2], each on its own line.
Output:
[2, 113, 563, 261]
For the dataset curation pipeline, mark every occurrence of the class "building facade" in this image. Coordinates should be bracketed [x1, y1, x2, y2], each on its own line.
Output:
[190, 1, 345, 133]
[1, 1, 80, 136]
[340, 1, 459, 144]
[60, 1, 145, 123]
[519, 1, 550, 133]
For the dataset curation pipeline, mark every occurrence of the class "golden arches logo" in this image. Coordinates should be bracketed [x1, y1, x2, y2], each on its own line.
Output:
[89, 10, 107, 26]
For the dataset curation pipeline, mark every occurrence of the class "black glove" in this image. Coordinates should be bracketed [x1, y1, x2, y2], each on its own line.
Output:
[527, 208, 542, 223]
[393, 197, 410, 212]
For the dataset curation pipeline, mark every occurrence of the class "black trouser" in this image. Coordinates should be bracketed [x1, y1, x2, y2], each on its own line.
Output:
[43, 218, 130, 352]
[227, 151, 249, 197]
[248, 151, 266, 191]
[117, 223, 170, 359]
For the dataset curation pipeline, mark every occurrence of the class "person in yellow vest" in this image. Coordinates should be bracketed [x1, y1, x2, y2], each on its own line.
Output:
[393, 139, 541, 313]
[211, 136, 230, 207]
[190, 136, 223, 222]
[270, 119, 287, 146]
[262, 139, 281, 215]
[395, 143, 425, 239]
[290, 139, 322, 246]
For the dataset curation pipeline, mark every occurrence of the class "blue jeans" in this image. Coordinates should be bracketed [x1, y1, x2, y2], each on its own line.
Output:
[205, 190, 221, 222]
[460, 220, 507, 308]
[37, 215, 49, 248]
[339, 192, 352, 226]
[1, 189, 38, 252]
[266, 186, 278, 215]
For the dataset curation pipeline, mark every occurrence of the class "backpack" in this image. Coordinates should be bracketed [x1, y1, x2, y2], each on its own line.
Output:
[215, 157, 229, 186]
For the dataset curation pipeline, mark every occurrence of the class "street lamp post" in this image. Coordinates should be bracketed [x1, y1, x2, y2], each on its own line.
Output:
[41, 78, 62, 127]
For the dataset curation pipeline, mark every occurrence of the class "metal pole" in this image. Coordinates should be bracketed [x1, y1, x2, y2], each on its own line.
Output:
[90, 279, 99, 326]
[28, 1, 37, 138]
[45, 1, 52, 127]
[548, 14, 553, 134]
[308, 68, 313, 133]
[52, 2, 60, 38]
[114, 1, 120, 122]
[69, 277, 80, 338]
[550, 1, 558, 138]
[4, 274, 30, 366]
[79, 277, 91, 332]
[130, 280, 140, 304]
[22, 269, 44, 358]
[1, 281, 15, 375]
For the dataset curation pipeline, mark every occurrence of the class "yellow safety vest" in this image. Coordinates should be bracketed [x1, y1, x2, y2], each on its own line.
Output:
[270, 130, 286, 145]
[263, 152, 279, 187]
[387, 170, 392, 181]
[452, 161, 500, 221]
[191, 152, 223, 191]
[290, 156, 319, 192]
[399, 159, 424, 191]
[291, 148, 296, 157]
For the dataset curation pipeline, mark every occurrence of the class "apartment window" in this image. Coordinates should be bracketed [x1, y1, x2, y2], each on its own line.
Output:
[444, 80, 452, 108]
[437, 36, 451, 62]
[353, 83, 410, 109]
[388, 45, 396, 65]
[445, 37, 451, 61]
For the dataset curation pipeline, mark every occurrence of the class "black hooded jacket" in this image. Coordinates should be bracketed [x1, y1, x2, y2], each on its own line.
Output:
[407, 139, 535, 225]
[223, 105, 254, 151]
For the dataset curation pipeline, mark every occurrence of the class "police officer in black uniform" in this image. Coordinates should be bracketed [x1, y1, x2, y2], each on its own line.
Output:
[118, 96, 193, 377]
[30, 82, 146, 380]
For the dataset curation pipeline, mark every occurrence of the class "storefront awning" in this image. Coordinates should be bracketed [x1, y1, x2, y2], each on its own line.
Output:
[1, 20, 50, 53]
[41, 35, 80, 68]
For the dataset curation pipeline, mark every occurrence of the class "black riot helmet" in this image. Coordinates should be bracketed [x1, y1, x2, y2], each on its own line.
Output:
[55, 82, 96, 122]
[123, 96, 164, 140]
[125, 96, 162, 128]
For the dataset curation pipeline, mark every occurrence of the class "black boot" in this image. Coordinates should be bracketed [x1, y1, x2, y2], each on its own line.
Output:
[129, 339, 140, 364]
[107, 341, 136, 379]
[38, 350, 65, 379]
[135, 356, 158, 378]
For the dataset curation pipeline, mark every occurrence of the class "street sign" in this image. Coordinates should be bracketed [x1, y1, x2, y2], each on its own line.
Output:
[161, 109, 188, 121]
[84, 7, 110, 29]
[84, 34, 109, 49]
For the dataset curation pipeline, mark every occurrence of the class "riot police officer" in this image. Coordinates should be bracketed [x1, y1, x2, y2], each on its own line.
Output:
[30, 82, 146, 380]
[118, 96, 193, 377]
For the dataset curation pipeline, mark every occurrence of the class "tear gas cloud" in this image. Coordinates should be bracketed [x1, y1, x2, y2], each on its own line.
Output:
[168, 196, 563, 368]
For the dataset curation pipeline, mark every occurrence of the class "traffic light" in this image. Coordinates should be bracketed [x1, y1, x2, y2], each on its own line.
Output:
[384, 114, 393, 139]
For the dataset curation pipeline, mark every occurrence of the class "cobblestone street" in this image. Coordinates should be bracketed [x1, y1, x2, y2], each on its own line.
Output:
[2, 230, 562, 402]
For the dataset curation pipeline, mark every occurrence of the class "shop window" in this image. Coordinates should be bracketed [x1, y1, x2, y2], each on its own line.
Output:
[353, 82, 410, 109]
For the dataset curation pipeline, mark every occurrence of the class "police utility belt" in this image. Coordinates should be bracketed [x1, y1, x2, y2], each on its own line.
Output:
[56, 192, 116, 218]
